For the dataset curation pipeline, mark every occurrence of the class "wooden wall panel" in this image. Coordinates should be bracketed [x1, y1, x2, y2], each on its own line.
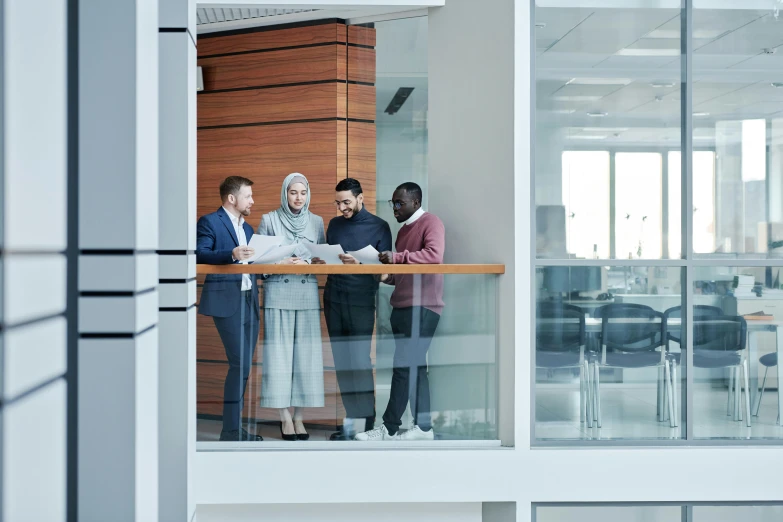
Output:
[197, 362, 343, 427]
[198, 45, 346, 91]
[198, 23, 346, 58]
[348, 122, 377, 214]
[348, 26, 376, 47]
[198, 83, 345, 128]
[348, 83, 375, 121]
[198, 121, 339, 225]
[347, 46, 376, 84]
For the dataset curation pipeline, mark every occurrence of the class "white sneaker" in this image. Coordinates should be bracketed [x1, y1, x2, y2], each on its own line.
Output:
[398, 426, 435, 441]
[354, 425, 399, 441]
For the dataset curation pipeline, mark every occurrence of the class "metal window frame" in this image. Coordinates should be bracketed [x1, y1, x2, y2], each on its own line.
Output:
[531, 0, 783, 447]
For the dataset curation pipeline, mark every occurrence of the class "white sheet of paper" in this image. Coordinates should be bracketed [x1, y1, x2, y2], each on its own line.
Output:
[348, 245, 382, 265]
[253, 244, 298, 264]
[248, 234, 283, 262]
[304, 243, 345, 265]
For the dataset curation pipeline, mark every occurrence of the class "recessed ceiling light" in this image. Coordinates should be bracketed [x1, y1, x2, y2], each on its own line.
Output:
[552, 96, 603, 102]
[616, 48, 680, 57]
[566, 78, 632, 86]
[568, 135, 608, 140]
[693, 112, 710, 117]
[552, 109, 576, 114]
[772, 82, 783, 88]
[651, 81, 676, 88]
[535, 22, 546, 28]
[762, 48, 777, 55]
[581, 127, 629, 132]
[587, 111, 608, 117]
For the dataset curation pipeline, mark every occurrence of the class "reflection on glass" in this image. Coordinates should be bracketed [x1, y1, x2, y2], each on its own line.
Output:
[692, 266, 783, 439]
[535, 266, 684, 441]
[196, 274, 498, 442]
[694, 506, 783, 522]
[535, 2, 681, 260]
[536, 506, 681, 522]
[692, 7, 782, 259]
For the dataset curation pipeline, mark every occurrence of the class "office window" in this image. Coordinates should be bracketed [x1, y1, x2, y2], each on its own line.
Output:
[562, 151, 610, 259]
[668, 151, 716, 258]
[615, 153, 662, 260]
[535, 504, 783, 522]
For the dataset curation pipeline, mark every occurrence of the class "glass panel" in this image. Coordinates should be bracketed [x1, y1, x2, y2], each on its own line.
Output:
[692, 266, 783, 439]
[535, 506, 682, 522]
[694, 506, 783, 522]
[535, 1, 683, 260]
[535, 265, 684, 440]
[197, 273, 498, 442]
[374, 17, 428, 230]
[692, 5, 782, 259]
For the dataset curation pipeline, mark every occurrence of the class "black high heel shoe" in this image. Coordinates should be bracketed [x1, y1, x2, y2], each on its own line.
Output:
[294, 422, 310, 441]
[279, 421, 297, 441]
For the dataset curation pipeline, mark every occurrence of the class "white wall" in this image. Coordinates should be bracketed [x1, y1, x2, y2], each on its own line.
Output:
[1, 1, 68, 520]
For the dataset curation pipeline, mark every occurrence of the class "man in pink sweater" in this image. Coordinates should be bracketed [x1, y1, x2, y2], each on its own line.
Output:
[354, 182, 445, 442]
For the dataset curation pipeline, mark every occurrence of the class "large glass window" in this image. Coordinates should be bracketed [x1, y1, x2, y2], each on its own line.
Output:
[535, 504, 783, 522]
[534, 0, 783, 443]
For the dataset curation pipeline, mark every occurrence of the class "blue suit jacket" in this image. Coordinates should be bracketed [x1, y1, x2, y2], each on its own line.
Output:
[196, 207, 259, 318]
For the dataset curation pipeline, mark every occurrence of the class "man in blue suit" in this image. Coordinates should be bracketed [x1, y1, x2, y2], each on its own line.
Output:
[196, 176, 263, 441]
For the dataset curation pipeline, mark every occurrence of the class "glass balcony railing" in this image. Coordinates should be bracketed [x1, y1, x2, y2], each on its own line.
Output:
[195, 263, 504, 447]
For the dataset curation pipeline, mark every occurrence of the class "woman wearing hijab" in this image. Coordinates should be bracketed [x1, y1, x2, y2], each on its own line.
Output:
[258, 173, 326, 441]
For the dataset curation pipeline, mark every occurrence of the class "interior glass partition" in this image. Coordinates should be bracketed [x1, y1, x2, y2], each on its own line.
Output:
[535, 504, 783, 522]
[534, 0, 783, 444]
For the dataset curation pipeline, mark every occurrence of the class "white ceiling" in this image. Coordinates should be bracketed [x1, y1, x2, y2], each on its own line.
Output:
[197, 8, 318, 25]
[536, 7, 783, 146]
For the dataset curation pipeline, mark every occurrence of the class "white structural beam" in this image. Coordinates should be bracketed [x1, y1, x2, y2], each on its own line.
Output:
[78, 0, 160, 520]
[158, 1, 198, 522]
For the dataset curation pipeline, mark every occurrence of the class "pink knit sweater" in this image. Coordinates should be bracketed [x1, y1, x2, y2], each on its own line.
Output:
[385, 212, 445, 315]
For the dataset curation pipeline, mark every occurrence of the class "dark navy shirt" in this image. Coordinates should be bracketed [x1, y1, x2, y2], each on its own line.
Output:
[324, 206, 392, 307]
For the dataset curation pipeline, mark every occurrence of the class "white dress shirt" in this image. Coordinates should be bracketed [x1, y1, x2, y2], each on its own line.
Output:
[404, 207, 426, 226]
[224, 206, 252, 291]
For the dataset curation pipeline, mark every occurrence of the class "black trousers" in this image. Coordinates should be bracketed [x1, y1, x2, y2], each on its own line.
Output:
[213, 291, 260, 432]
[382, 306, 441, 435]
[324, 297, 376, 426]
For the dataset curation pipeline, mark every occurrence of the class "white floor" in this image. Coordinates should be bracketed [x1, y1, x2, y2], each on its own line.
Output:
[536, 383, 783, 440]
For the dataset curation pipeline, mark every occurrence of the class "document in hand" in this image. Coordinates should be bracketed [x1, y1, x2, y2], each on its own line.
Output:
[248, 234, 284, 262]
[348, 245, 382, 265]
[303, 243, 345, 264]
[253, 244, 299, 264]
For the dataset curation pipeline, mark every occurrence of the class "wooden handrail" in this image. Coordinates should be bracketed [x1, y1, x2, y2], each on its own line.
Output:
[197, 264, 505, 275]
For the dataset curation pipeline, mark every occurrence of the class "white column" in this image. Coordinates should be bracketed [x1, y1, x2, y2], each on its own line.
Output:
[1, 1, 68, 521]
[78, 0, 160, 520]
[428, 0, 518, 447]
[158, 1, 197, 521]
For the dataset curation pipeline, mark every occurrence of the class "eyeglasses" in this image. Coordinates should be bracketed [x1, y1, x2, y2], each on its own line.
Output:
[388, 200, 406, 210]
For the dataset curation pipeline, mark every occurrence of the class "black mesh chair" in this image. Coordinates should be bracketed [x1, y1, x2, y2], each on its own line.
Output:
[536, 302, 590, 425]
[592, 303, 673, 428]
[688, 316, 751, 427]
[662, 305, 723, 426]
[754, 352, 779, 422]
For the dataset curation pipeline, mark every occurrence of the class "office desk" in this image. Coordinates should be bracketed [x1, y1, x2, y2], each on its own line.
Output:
[580, 318, 783, 425]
